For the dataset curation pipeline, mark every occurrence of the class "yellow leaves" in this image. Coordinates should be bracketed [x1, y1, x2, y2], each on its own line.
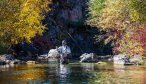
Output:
[0, 0, 51, 45]
[125, 33, 130, 38]
[104, 35, 113, 45]
[130, 10, 139, 22]
[88, 0, 146, 56]
[99, 0, 130, 30]
[88, 0, 146, 31]
[13, 0, 50, 43]
[128, 0, 146, 22]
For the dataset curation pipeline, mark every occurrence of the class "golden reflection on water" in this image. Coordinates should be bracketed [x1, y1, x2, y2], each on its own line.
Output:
[111, 65, 146, 84]
[0, 64, 48, 83]
[0, 63, 146, 84]
[17, 64, 47, 81]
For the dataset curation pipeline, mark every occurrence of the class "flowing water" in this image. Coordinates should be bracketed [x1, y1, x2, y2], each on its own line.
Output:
[0, 62, 146, 84]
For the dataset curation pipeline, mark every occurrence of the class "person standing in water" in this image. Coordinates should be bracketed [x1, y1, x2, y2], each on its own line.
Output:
[58, 40, 71, 64]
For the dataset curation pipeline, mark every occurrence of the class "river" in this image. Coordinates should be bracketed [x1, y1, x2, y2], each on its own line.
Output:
[0, 62, 146, 84]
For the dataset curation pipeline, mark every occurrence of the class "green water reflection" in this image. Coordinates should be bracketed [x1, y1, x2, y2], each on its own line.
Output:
[0, 62, 146, 84]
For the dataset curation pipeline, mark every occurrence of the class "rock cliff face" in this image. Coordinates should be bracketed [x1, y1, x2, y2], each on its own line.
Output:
[37, 0, 112, 57]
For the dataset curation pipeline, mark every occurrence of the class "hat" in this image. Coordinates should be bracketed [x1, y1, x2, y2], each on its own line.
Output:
[62, 40, 66, 45]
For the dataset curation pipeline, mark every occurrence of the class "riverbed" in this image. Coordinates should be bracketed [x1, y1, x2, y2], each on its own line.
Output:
[0, 62, 146, 84]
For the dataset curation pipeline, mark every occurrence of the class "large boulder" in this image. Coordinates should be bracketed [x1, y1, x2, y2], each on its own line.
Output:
[47, 49, 60, 58]
[113, 54, 130, 65]
[130, 54, 141, 64]
[0, 54, 20, 65]
[0, 54, 14, 61]
[38, 49, 60, 60]
[38, 54, 48, 60]
[80, 53, 96, 62]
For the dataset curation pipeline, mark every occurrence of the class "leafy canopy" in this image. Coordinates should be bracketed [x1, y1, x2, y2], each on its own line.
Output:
[87, 0, 146, 56]
[0, 0, 51, 45]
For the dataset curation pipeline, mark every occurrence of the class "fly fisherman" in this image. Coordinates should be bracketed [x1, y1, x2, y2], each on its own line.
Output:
[58, 40, 71, 64]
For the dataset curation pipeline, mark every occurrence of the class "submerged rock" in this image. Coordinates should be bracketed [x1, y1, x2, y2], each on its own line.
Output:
[26, 61, 36, 64]
[96, 61, 107, 65]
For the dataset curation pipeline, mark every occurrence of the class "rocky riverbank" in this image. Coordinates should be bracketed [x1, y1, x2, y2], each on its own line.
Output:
[0, 54, 21, 65]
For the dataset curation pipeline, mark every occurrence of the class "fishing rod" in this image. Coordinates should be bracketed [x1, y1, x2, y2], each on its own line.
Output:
[66, 31, 83, 53]
[49, 17, 83, 53]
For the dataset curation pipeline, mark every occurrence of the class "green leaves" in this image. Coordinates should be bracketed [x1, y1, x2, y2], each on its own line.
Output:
[128, 0, 146, 22]
[86, 0, 105, 27]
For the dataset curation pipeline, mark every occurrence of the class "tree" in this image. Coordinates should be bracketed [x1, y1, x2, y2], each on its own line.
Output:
[87, 0, 146, 57]
[14, 0, 51, 43]
[0, 0, 21, 53]
[86, 0, 105, 27]
[0, 0, 51, 52]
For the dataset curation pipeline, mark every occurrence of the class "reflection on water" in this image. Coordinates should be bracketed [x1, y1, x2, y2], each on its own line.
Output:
[0, 64, 15, 72]
[81, 63, 94, 71]
[59, 64, 71, 78]
[0, 63, 146, 84]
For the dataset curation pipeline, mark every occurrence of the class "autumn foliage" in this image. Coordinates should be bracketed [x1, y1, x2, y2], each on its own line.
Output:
[87, 0, 146, 57]
[0, 0, 51, 46]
